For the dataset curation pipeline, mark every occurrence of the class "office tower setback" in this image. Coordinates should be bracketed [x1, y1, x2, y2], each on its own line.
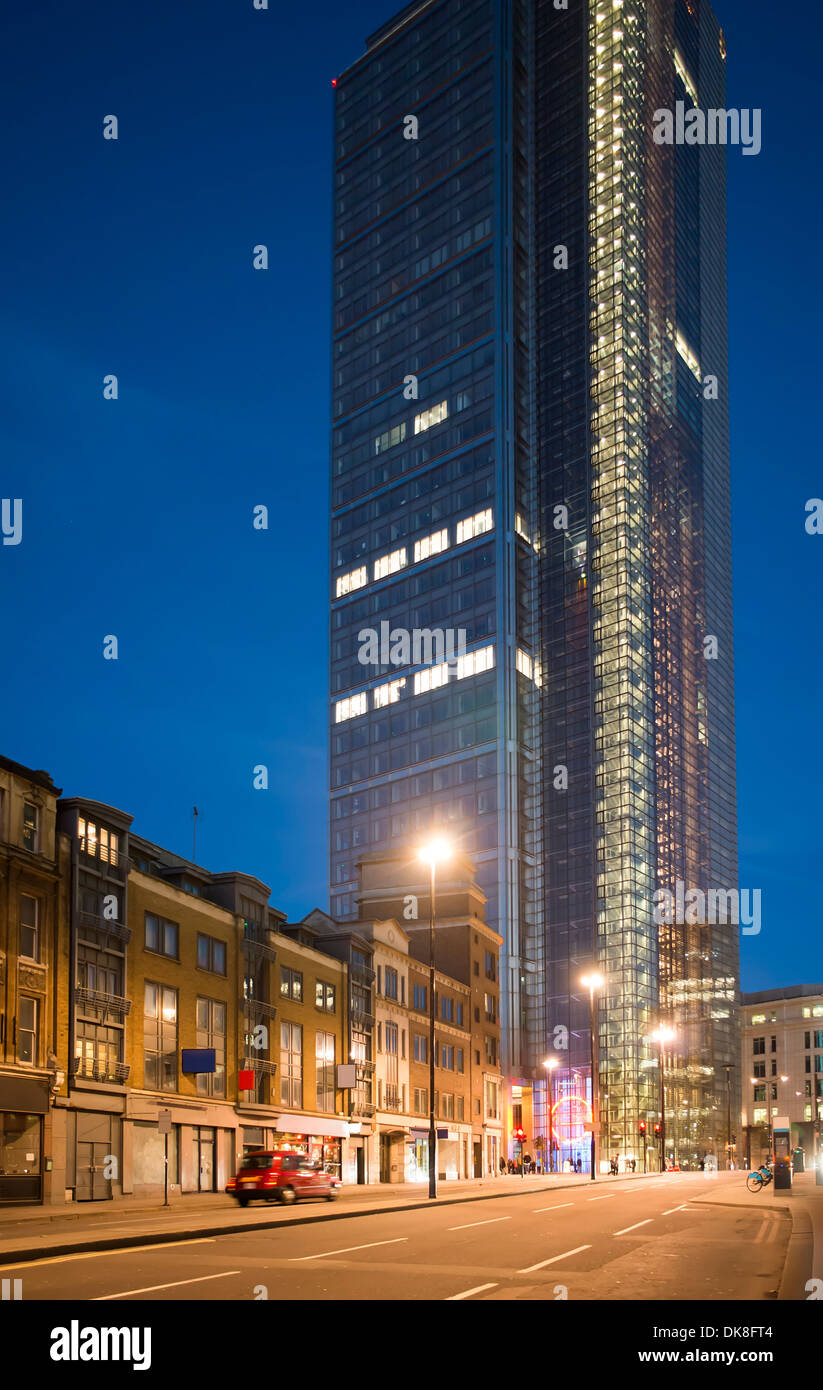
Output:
[330, 0, 739, 1167]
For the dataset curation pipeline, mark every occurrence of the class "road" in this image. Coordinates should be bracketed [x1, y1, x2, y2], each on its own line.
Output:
[1, 1173, 790, 1301]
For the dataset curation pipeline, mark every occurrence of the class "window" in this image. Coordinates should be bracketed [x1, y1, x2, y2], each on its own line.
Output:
[485, 1035, 498, 1066]
[413, 983, 427, 1011]
[456, 1049, 464, 1074]
[144, 984, 178, 1091]
[197, 934, 226, 976]
[771, 1036, 777, 1053]
[516, 648, 533, 680]
[485, 1079, 499, 1118]
[316, 1031, 335, 1112]
[752, 1037, 765, 1055]
[19, 895, 39, 961]
[440, 996, 453, 1022]
[484, 993, 498, 1023]
[440, 1093, 454, 1120]
[145, 913, 178, 959]
[384, 966, 398, 1001]
[17, 997, 38, 1064]
[336, 565, 367, 598]
[753, 1061, 765, 1079]
[413, 1034, 427, 1063]
[484, 951, 497, 981]
[374, 422, 407, 455]
[78, 816, 119, 865]
[414, 1088, 427, 1115]
[22, 802, 39, 853]
[414, 528, 448, 563]
[280, 1022, 302, 1106]
[456, 1096, 464, 1121]
[413, 400, 448, 434]
[456, 508, 492, 543]
[455, 1002, 464, 1027]
[456, 646, 494, 679]
[815, 1030, 823, 1049]
[195, 998, 226, 1097]
[373, 547, 407, 581]
[751, 1013, 766, 1025]
[752, 1107, 767, 1124]
[441, 1045, 454, 1071]
[336, 692, 367, 723]
[315, 980, 336, 1012]
[280, 967, 303, 1002]
[373, 678, 405, 708]
[753, 1085, 766, 1103]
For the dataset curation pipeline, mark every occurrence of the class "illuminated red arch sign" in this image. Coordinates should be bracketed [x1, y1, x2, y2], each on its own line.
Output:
[551, 1094, 592, 1142]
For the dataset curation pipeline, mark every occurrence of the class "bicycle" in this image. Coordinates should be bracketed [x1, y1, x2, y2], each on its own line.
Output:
[746, 1163, 773, 1193]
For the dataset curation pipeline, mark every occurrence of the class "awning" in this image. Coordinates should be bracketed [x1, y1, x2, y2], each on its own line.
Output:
[274, 1114, 350, 1139]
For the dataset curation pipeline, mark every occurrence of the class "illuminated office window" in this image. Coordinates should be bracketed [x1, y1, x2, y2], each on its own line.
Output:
[413, 400, 448, 434]
[336, 566, 367, 598]
[373, 678, 406, 708]
[373, 548, 407, 582]
[456, 508, 493, 543]
[335, 692, 367, 723]
[413, 528, 448, 564]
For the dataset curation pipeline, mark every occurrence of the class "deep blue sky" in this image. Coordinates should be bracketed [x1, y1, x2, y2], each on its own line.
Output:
[1, 0, 820, 990]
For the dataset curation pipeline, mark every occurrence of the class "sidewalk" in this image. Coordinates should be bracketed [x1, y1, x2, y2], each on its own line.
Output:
[690, 1170, 823, 1300]
[0, 1170, 657, 1267]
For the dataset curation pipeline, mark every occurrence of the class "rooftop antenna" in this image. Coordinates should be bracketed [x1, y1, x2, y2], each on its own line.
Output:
[192, 806, 199, 863]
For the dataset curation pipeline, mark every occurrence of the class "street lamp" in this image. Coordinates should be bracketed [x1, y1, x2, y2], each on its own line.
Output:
[581, 973, 604, 1180]
[723, 1064, 733, 1171]
[653, 1026, 676, 1172]
[419, 838, 452, 1199]
[543, 1056, 559, 1173]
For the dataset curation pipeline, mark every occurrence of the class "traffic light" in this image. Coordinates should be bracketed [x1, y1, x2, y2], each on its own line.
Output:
[639, 1121, 647, 1135]
[653, 1123, 661, 1135]
[513, 1127, 527, 1144]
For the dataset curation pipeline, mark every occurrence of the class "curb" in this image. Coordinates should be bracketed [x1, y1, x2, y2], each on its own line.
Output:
[0, 1172, 661, 1268]
[778, 1204, 813, 1302]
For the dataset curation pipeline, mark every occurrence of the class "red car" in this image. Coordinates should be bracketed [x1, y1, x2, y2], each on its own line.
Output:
[226, 1151, 341, 1206]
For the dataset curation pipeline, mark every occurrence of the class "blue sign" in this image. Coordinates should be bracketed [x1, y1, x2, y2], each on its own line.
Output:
[181, 1048, 216, 1074]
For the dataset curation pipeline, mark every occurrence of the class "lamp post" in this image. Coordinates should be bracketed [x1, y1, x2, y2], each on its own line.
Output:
[543, 1056, 559, 1174]
[418, 838, 452, 1200]
[723, 1064, 733, 1170]
[581, 973, 604, 1180]
[653, 1026, 675, 1172]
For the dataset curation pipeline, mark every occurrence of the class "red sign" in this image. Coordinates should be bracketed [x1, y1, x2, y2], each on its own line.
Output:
[238, 1070, 255, 1090]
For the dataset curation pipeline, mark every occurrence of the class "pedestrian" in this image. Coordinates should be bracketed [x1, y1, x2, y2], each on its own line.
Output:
[575, 1156, 582, 1174]
[630, 1157, 636, 1173]
[610, 1154, 619, 1176]
[523, 1152, 532, 1174]
[499, 1156, 506, 1175]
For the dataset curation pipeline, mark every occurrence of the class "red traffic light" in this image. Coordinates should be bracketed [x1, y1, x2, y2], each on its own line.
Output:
[638, 1121, 646, 1133]
[513, 1127, 526, 1142]
[653, 1123, 661, 1135]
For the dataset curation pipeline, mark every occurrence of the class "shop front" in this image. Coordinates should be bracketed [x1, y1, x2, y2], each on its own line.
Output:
[0, 1073, 50, 1205]
[272, 1113, 349, 1180]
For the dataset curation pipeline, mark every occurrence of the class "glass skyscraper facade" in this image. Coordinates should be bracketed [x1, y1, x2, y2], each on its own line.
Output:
[330, 0, 739, 1166]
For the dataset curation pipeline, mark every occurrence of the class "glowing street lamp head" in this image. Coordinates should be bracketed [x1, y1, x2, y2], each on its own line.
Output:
[543, 1056, 559, 1071]
[653, 1025, 676, 1045]
[581, 972, 604, 992]
[418, 837, 452, 866]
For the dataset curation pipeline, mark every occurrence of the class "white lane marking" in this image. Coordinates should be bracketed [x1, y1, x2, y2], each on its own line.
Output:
[533, 1203, 574, 1212]
[449, 1216, 512, 1231]
[290, 1238, 407, 1262]
[614, 1219, 653, 1235]
[0, 1238, 215, 1272]
[446, 1282, 499, 1301]
[518, 1244, 591, 1273]
[94, 1270, 240, 1300]
[587, 1194, 616, 1201]
[662, 1204, 689, 1215]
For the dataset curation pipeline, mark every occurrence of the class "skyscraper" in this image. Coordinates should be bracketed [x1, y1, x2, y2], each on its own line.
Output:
[330, 0, 739, 1167]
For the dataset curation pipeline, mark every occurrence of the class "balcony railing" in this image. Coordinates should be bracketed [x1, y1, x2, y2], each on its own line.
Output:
[74, 986, 132, 1020]
[242, 926, 278, 963]
[383, 1087, 402, 1112]
[350, 962, 375, 986]
[73, 1056, 130, 1084]
[351, 1098, 376, 1118]
[77, 911, 132, 948]
[350, 1001, 375, 1026]
[242, 997, 277, 1020]
[241, 1056, 277, 1075]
